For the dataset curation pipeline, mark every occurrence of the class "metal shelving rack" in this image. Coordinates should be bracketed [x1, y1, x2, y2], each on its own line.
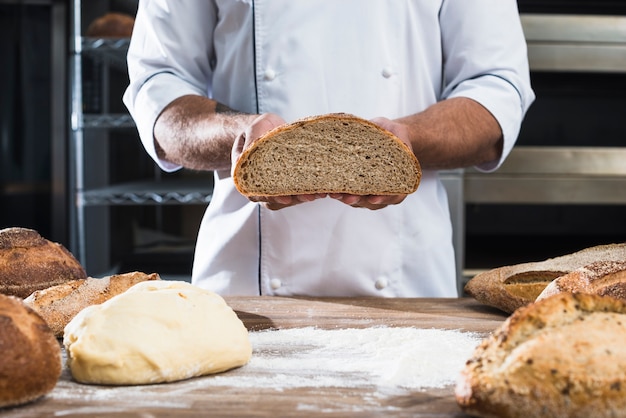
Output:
[69, 0, 212, 275]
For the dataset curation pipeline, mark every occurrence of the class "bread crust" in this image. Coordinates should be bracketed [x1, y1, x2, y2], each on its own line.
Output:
[0, 294, 62, 408]
[456, 293, 626, 418]
[233, 113, 421, 197]
[86, 12, 135, 38]
[537, 260, 626, 302]
[464, 243, 626, 314]
[24, 271, 161, 338]
[0, 227, 87, 299]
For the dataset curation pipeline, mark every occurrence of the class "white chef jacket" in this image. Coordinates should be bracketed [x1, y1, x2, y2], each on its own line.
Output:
[123, 0, 534, 297]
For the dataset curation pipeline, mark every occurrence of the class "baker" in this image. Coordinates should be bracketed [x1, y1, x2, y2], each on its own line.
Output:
[123, 1, 534, 297]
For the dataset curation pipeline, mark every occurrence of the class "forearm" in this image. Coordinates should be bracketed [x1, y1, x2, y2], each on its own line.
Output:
[398, 97, 503, 170]
[153, 95, 258, 171]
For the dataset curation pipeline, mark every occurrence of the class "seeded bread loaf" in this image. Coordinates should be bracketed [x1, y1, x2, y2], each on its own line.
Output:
[23, 271, 161, 338]
[0, 294, 62, 408]
[536, 260, 626, 302]
[456, 293, 626, 418]
[0, 227, 87, 299]
[233, 113, 421, 197]
[463, 243, 626, 314]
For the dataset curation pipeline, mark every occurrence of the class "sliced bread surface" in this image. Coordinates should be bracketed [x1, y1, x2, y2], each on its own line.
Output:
[233, 113, 421, 197]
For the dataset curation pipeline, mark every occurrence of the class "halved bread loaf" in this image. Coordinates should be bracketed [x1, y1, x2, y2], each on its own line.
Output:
[233, 113, 421, 197]
[463, 243, 626, 314]
[456, 293, 626, 418]
[536, 260, 626, 302]
[23, 271, 160, 338]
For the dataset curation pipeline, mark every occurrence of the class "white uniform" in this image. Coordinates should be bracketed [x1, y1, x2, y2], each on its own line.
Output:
[124, 0, 534, 297]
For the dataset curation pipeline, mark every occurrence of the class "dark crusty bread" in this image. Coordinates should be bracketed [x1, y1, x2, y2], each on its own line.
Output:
[0, 294, 62, 408]
[86, 12, 135, 38]
[23, 271, 160, 338]
[463, 243, 626, 314]
[233, 113, 422, 197]
[537, 260, 626, 302]
[0, 227, 87, 299]
[456, 293, 626, 418]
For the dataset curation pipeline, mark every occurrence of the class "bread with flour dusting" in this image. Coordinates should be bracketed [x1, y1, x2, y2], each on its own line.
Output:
[536, 260, 626, 302]
[464, 243, 626, 314]
[24, 271, 160, 338]
[233, 113, 421, 197]
[456, 292, 626, 418]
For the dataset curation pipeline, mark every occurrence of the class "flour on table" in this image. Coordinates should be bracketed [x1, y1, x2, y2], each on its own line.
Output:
[42, 326, 482, 416]
[202, 326, 482, 391]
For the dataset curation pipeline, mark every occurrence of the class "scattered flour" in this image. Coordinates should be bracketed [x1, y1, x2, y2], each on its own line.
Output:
[29, 326, 483, 417]
[201, 326, 481, 391]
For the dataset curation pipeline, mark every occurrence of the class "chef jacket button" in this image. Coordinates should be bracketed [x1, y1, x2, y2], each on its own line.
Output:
[270, 278, 282, 290]
[264, 69, 276, 81]
[375, 277, 388, 290]
[382, 67, 394, 78]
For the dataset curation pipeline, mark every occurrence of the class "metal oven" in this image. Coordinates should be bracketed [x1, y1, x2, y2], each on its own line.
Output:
[451, 1, 626, 291]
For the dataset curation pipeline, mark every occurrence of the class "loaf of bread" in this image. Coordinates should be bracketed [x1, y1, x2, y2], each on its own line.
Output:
[0, 294, 62, 408]
[463, 243, 626, 314]
[86, 12, 135, 38]
[536, 260, 626, 302]
[23, 271, 161, 338]
[233, 113, 422, 197]
[0, 227, 87, 299]
[456, 293, 626, 418]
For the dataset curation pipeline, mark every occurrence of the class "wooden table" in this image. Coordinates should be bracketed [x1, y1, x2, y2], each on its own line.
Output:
[4, 297, 507, 418]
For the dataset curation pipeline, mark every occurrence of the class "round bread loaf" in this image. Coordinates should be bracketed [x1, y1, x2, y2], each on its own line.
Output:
[0, 294, 62, 408]
[456, 293, 626, 418]
[0, 227, 87, 299]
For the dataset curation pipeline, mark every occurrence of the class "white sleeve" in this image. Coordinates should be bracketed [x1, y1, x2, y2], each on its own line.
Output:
[439, 0, 535, 172]
[122, 1, 217, 172]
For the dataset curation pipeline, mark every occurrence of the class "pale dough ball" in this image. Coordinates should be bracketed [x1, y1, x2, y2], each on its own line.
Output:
[63, 281, 252, 385]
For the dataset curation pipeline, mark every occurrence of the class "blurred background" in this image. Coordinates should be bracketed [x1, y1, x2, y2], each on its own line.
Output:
[1, 0, 625, 291]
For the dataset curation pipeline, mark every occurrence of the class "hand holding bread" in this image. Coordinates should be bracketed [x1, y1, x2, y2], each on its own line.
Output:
[232, 113, 421, 210]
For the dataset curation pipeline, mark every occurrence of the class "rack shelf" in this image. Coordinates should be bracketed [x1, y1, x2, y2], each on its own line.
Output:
[79, 180, 214, 206]
[69, 1, 212, 276]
